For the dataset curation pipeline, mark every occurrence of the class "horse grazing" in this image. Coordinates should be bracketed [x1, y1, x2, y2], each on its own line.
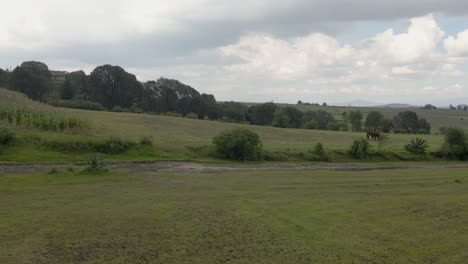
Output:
[367, 131, 380, 140]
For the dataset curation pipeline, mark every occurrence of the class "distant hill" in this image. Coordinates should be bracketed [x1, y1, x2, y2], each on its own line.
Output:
[374, 103, 420, 109]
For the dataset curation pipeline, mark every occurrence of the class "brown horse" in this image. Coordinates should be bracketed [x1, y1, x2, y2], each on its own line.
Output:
[367, 132, 380, 140]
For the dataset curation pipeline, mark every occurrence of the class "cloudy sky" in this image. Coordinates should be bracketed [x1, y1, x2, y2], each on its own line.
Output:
[2, 0, 468, 105]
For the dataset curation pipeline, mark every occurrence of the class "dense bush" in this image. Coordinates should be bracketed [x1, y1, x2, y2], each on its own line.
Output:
[349, 138, 370, 159]
[441, 127, 467, 160]
[50, 100, 106, 111]
[39, 137, 135, 154]
[213, 128, 262, 161]
[405, 138, 429, 154]
[0, 127, 15, 145]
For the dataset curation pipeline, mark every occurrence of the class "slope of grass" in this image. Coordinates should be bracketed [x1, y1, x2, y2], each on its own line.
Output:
[0, 88, 450, 163]
[1, 168, 467, 263]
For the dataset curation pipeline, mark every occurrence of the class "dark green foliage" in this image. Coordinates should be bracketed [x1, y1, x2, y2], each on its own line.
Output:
[247, 102, 278, 126]
[364, 111, 384, 131]
[213, 128, 262, 161]
[0, 127, 15, 145]
[95, 138, 133, 154]
[405, 138, 429, 154]
[89, 65, 143, 109]
[48, 168, 59, 175]
[309, 142, 329, 161]
[303, 110, 335, 130]
[441, 127, 467, 160]
[84, 155, 106, 173]
[219, 101, 248, 122]
[50, 100, 106, 111]
[393, 111, 431, 134]
[0, 68, 10, 87]
[39, 137, 135, 154]
[8, 61, 52, 100]
[61, 71, 89, 100]
[139, 136, 153, 146]
[348, 111, 363, 132]
[272, 107, 303, 128]
[349, 138, 371, 159]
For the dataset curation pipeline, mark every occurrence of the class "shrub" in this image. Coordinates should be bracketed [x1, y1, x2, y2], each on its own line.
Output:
[441, 127, 467, 160]
[48, 168, 58, 174]
[84, 155, 106, 173]
[49, 100, 106, 111]
[349, 138, 371, 159]
[139, 136, 153, 146]
[95, 138, 133, 154]
[0, 127, 15, 145]
[213, 128, 262, 161]
[309, 142, 329, 161]
[405, 138, 429, 154]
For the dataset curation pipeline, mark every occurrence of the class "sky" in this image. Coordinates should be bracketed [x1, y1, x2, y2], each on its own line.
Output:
[1, 0, 468, 106]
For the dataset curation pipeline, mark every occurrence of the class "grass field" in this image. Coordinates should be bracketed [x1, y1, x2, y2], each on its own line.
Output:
[0, 88, 461, 163]
[1, 168, 467, 263]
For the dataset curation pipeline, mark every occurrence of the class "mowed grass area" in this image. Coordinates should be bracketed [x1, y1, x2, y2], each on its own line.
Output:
[1, 168, 467, 263]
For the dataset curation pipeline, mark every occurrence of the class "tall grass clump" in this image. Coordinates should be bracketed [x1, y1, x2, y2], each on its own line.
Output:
[0, 127, 15, 145]
[0, 89, 89, 131]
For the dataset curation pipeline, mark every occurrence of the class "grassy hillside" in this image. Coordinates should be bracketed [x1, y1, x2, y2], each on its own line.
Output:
[0, 88, 454, 163]
[1, 168, 467, 263]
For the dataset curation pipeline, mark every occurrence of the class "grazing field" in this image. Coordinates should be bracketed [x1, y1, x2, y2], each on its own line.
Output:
[1, 168, 467, 263]
[0, 88, 458, 163]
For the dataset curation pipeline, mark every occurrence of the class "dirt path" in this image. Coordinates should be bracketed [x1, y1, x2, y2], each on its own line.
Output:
[1, 161, 468, 174]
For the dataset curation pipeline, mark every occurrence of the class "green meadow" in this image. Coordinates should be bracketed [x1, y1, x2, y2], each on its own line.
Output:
[1, 168, 467, 263]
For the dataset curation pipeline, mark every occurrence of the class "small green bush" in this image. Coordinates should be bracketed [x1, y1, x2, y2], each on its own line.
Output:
[0, 127, 15, 145]
[213, 128, 262, 161]
[48, 168, 58, 174]
[83, 155, 106, 173]
[139, 136, 153, 146]
[405, 138, 429, 154]
[96, 138, 133, 154]
[349, 138, 371, 159]
[309, 142, 329, 161]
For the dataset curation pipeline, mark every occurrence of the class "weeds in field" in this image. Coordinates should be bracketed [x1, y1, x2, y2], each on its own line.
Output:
[0, 89, 89, 131]
[0, 127, 15, 145]
[139, 136, 153, 146]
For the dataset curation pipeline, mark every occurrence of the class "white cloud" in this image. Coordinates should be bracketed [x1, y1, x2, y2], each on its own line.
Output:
[444, 29, 468, 57]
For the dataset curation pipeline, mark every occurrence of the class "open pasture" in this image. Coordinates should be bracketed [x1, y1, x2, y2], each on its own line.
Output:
[1, 167, 467, 263]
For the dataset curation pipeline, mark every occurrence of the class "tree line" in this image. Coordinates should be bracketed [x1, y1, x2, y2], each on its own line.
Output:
[2, 61, 431, 134]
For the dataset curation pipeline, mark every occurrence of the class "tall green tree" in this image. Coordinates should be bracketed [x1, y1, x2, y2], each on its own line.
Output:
[364, 111, 384, 132]
[89, 65, 143, 109]
[0, 68, 10, 87]
[348, 111, 363, 132]
[61, 70, 88, 100]
[247, 102, 278, 126]
[392, 111, 430, 134]
[8, 61, 52, 100]
[303, 110, 335, 130]
[272, 107, 303, 128]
